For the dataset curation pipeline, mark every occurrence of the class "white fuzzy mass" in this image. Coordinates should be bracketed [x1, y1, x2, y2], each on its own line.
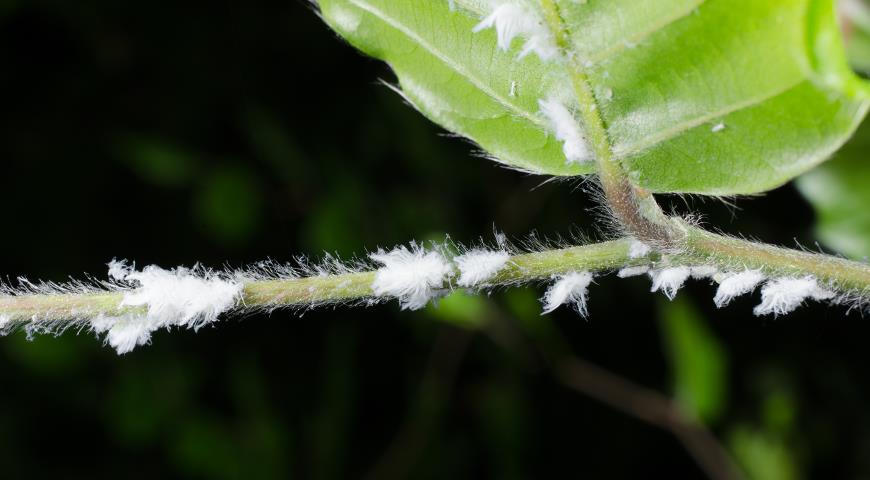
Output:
[97, 260, 244, 354]
[753, 276, 836, 317]
[617, 265, 650, 278]
[690, 265, 718, 280]
[472, 2, 559, 60]
[538, 97, 592, 164]
[628, 240, 652, 259]
[370, 245, 453, 311]
[541, 271, 594, 316]
[649, 267, 691, 300]
[455, 249, 510, 287]
[713, 269, 765, 308]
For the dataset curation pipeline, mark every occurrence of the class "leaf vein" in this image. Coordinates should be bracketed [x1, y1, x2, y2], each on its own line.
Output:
[347, 0, 547, 129]
[586, 0, 706, 64]
[613, 78, 805, 159]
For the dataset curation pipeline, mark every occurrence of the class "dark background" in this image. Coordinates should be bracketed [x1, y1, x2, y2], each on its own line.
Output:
[0, 1, 868, 478]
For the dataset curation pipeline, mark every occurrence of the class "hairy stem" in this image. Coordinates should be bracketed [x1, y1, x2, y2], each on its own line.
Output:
[539, 0, 676, 244]
[0, 239, 648, 323]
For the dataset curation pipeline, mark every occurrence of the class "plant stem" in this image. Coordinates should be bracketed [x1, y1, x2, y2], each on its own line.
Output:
[539, 0, 676, 244]
[0, 239, 647, 323]
[680, 222, 870, 292]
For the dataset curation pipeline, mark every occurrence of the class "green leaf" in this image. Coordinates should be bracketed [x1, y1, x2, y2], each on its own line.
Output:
[427, 291, 490, 329]
[728, 425, 800, 480]
[319, 0, 585, 176]
[319, 0, 870, 195]
[658, 297, 728, 423]
[796, 118, 870, 259]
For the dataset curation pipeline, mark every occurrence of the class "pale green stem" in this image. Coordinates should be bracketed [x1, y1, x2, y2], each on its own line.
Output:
[0, 239, 648, 323]
[3, 232, 870, 324]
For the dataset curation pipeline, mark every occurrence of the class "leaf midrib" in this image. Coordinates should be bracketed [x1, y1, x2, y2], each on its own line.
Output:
[347, 0, 548, 130]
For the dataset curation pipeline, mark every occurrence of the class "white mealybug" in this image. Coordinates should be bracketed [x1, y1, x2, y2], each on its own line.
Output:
[617, 265, 650, 278]
[690, 265, 718, 280]
[99, 260, 244, 354]
[455, 249, 511, 287]
[753, 276, 836, 317]
[370, 244, 453, 311]
[541, 271, 594, 316]
[539, 97, 592, 164]
[713, 269, 765, 308]
[711, 122, 725, 132]
[628, 240, 652, 259]
[0, 314, 10, 330]
[472, 2, 559, 60]
[649, 267, 691, 300]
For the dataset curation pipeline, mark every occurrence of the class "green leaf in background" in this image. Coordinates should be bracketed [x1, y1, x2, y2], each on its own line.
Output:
[843, 0, 870, 74]
[319, 0, 870, 195]
[193, 166, 265, 246]
[428, 291, 491, 330]
[658, 297, 728, 424]
[115, 135, 199, 188]
[729, 425, 800, 480]
[797, 104, 870, 260]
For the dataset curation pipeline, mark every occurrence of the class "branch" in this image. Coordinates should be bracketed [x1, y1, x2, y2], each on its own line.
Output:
[0, 239, 644, 323]
[554, 356, 746, 480]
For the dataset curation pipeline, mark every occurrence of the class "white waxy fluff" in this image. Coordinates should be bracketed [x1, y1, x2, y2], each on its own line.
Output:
[472, 2, 559, 60]
[0, 314, 10, 330]
[690, 265, 718, 280]
[649, 267, 691, 300]
[101, 261, 244, 354]
[713, 269, 765, 308]
[455, 249, 510, 287]
[539, 97, 592, 164]
[370, 245, 453, 311]
[617, 265, 650, 278]
[541, 271, 594, 316]
[91, 315, 153, 356]
[753, 276, 836, 317]
[628, 240, 651, 259]
[711, 122, 726, 132]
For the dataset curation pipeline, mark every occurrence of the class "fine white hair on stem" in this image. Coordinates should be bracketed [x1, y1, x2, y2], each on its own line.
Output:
[472, 2, 559, 60]
[713, 269, 765, 308]
[628, 240, 652, 259]
[100, 260, 244, 354]
[455, 249, 511, 287]
[617, 265, 649, 278]
[649, 267, 691, 300]
[541, 271, 594, 316]
[753, 276, 837, 317]
[370, 243, 454, 311]
[538, 97, 592, 164]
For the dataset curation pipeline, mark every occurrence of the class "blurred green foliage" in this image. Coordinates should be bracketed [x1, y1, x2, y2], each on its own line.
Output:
[658, 297, 728, 424]
[797, 120, 870, 259]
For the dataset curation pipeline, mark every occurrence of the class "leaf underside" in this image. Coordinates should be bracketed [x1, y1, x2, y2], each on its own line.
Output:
[319, 0, 870, 195]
